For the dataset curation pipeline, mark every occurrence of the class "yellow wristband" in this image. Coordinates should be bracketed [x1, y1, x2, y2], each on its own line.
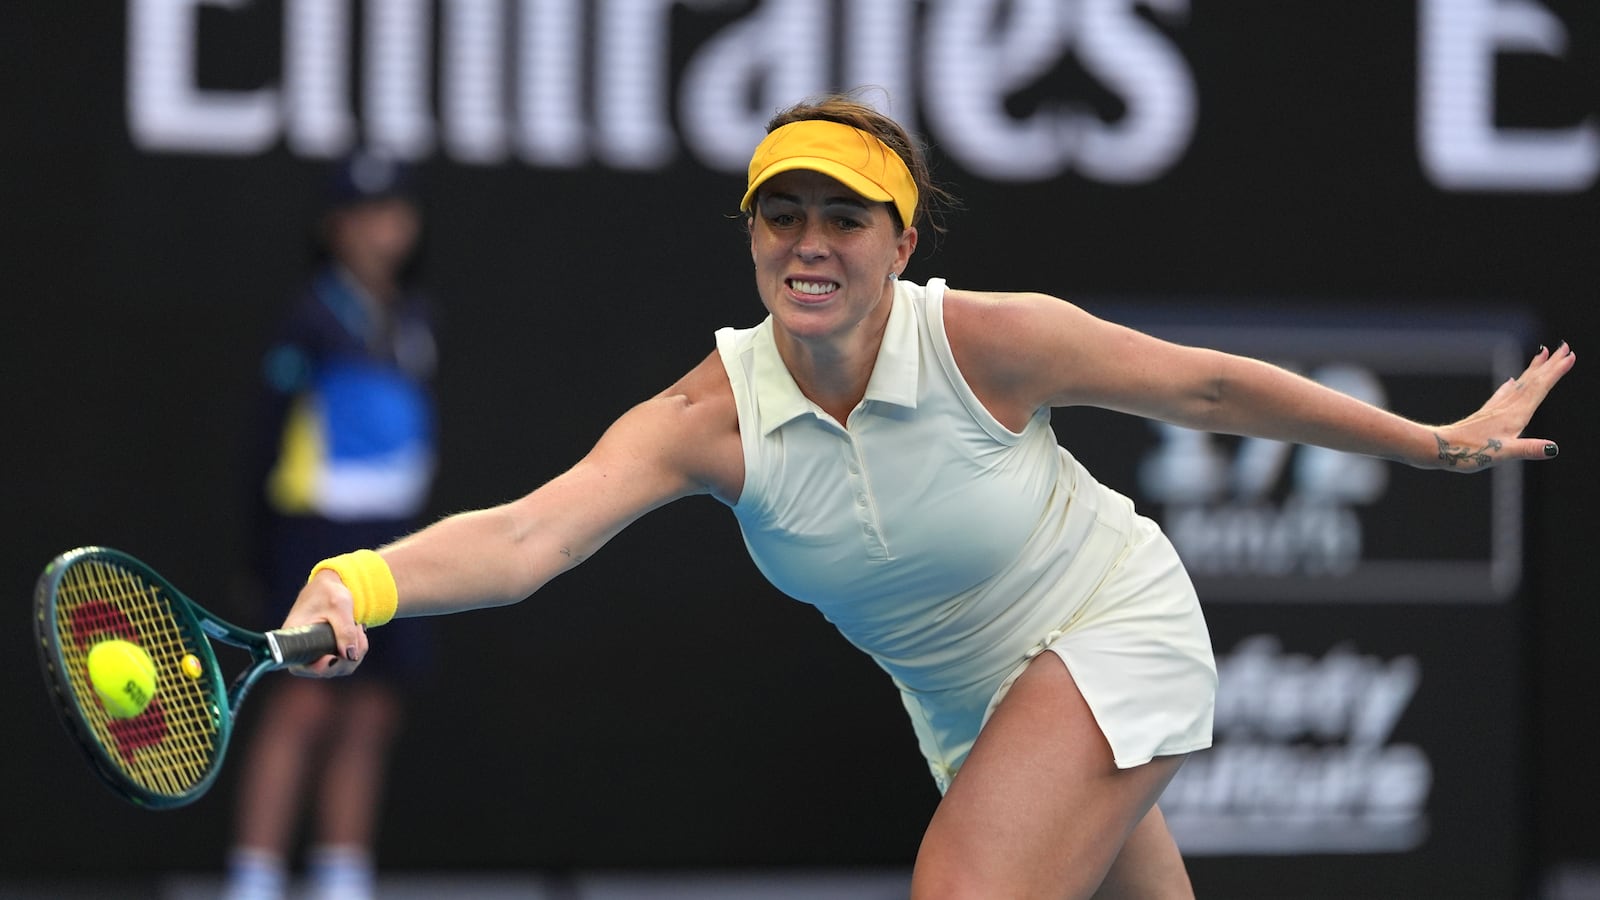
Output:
[308, 550, 398, 627]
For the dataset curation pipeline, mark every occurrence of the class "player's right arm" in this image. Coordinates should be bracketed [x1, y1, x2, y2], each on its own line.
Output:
[284, 350, 741, 668]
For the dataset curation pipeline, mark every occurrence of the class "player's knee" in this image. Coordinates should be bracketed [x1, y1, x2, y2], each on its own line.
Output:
[911, 842, 1104, 900]
[908, 860, 987, 900]
[911, 864, 1100, 900]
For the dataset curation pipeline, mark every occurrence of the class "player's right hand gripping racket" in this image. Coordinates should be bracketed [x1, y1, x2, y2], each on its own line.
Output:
[34, 546, 339, 809]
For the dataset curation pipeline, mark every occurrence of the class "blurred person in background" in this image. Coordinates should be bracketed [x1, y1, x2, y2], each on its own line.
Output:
[221, 152, 439, 900]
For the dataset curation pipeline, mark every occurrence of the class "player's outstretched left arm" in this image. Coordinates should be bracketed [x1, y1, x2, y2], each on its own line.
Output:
[945, 291, 1575, 473]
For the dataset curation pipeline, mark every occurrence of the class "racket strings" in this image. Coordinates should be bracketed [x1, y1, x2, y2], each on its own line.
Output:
[55, 559, 221, 798]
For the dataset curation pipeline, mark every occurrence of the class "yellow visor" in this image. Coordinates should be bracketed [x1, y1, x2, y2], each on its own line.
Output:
[740, 120, 918, 228]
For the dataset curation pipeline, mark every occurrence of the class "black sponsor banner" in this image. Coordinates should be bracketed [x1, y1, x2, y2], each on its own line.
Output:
[1179, 608, 1529, 899]
[6, 0, 1591, 882]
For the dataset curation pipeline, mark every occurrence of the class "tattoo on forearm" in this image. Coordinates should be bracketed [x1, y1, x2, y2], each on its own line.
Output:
[1436, 434, 1501, 467]
[560, 546, 587, 563]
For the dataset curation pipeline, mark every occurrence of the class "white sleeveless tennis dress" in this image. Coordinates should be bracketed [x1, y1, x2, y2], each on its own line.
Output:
[715, 278, 1215, 792]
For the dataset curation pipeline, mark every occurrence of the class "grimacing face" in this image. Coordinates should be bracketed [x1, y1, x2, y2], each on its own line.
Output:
[748, 169, 916, 345]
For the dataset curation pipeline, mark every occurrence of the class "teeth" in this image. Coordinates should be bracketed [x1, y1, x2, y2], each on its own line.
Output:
[790, 279, 837, 295]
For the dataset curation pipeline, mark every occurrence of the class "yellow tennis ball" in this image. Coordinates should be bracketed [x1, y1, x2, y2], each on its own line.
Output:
[87, 639, 158, 719]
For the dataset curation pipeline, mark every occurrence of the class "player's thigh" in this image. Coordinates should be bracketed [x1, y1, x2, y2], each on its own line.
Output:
[912, 654, 1186, 900]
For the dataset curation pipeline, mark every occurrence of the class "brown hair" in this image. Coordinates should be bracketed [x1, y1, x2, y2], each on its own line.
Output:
[761, 89, 957, 234]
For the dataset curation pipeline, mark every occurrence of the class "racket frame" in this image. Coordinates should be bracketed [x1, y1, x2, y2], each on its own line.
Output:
[34, 546, 335, 809]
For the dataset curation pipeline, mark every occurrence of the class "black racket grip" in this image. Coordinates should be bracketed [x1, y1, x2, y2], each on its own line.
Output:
[266, 622, 341, 665]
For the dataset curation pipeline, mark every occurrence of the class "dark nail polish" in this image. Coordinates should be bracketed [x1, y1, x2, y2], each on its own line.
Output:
[345, 645, 359, 661]
[1544, 443, 1559, 458]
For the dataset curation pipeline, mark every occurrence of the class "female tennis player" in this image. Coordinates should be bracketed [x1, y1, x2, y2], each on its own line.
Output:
[284, 92, 1574, 898]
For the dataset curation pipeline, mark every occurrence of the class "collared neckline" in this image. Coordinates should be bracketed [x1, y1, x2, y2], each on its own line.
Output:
[751, 282, 921, 435]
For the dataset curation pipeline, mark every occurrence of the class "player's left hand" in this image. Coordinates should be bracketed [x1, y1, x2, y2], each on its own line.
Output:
[1430, 342, 1575, 471]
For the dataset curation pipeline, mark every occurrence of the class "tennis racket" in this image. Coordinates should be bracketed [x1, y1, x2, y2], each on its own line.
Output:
[34, 545, 339, 809]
